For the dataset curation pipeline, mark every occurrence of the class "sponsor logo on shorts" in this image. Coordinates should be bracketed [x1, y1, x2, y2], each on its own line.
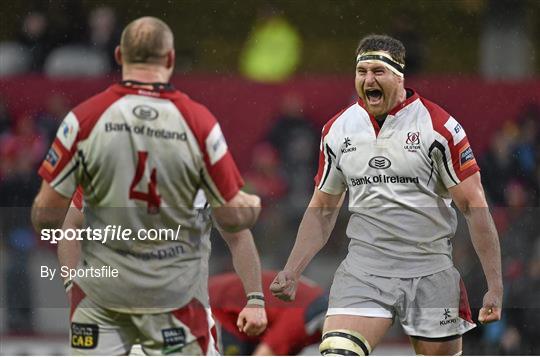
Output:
[440, 308, 458, 326]
[368, 156, 392, 169]
[162, 327, 186, 354]
[444, 308, 451, 319]
[133, 105, 159, 121]
[404, 131, 421, 152]
[341, 137, 357, 153]
[71, 323, 98, 349]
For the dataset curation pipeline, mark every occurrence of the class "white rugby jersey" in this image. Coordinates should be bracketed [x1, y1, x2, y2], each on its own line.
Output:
[39, 83, 243, 312]
[315, 89, 479, 278]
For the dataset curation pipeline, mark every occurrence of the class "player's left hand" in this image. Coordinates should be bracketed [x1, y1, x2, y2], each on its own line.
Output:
[478, 289, 502, 324]
[237, 306, 267, 336]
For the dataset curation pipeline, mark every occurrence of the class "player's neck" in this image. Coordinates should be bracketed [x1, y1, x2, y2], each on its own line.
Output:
[377, 87, 407, 120]
[122, 65, 171, 85]
[392, 87, 407, 109]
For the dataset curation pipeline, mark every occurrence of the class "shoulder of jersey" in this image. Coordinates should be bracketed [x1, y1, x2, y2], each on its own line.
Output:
[417, 96, 453, 137]
[69, 86, 124, 139]
[172, 91, 217, 129]
[321, 102, 364, 139]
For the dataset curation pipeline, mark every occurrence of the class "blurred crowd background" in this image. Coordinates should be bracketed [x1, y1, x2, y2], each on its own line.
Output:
[0, 0, 539, 355]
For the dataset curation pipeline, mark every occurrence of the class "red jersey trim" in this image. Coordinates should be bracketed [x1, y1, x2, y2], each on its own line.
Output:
[72, 86, 124, 140]
[38, 139, 74, 184]
[458, 279, 474, 323]
[70, 283, 86, 320]
[388, 89, 419, 115]
[172, 95, 244, 202]
[171, 299, 210, 355]
[110, 83, 182, 101]
[421, 97, 480, 182]
[38, 86, 123, 188]
[72, 186, 84, 210]
[369, 115, 381, 136]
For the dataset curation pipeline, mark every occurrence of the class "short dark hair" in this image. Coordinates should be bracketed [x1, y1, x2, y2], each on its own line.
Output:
[120, 17, 174, 65]
[356, 34, 406, 65]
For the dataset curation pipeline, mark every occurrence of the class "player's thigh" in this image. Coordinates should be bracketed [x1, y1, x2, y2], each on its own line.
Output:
[134, 299, 218, 356]
[409, 335, 462, 355]
[70, 285, 137, 355]
[323, 314, 393, 351]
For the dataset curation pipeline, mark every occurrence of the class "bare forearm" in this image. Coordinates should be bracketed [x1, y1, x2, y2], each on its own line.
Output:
[58, 207, 84, 270]
[284, 206, 339, 276]
[466, 208, 503, 292]
[222, 229, 262, 293]
[57, 240, 81, 270]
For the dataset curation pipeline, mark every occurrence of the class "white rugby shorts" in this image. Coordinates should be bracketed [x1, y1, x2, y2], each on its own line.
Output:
[327, 264, 476, 338]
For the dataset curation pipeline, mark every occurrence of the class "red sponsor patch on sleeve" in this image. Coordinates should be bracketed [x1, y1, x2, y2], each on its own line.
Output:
[459, 145, 476, 171]
[42, 142, 63, 174]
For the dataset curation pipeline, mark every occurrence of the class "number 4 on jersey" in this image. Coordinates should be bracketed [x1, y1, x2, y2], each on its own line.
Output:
[129, 151, 161, 214]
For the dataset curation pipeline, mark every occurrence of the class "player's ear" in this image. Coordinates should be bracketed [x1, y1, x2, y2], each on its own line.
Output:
[166, 50, 175, 69]
[114, 46, 123, 65]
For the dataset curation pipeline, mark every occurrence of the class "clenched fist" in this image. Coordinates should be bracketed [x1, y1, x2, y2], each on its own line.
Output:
[237, 306, 267, 336]
[270, 270, 298, 302]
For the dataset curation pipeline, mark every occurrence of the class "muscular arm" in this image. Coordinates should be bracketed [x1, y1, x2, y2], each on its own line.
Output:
[449, 172, 503, 322]
[284, 189, 344, 276]
[31, 181, 71, 232]
[271, 189, 344, 300]
[213, 190, 261, 233]
[219, 228, 267, 336]
[219, 229, 262, 294]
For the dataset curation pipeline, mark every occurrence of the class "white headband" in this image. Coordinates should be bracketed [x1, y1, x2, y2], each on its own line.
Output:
[356, 51, 405, 77]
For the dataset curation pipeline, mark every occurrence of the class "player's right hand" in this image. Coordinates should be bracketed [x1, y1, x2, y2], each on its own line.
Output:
[237, 306, 267, 336]
[269, 270, 298, 301]
[478, 289, 502, 324]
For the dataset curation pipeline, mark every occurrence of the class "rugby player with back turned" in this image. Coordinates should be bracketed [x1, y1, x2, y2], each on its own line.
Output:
[271, 34, 503, 356]
[32, 16, 266, 355]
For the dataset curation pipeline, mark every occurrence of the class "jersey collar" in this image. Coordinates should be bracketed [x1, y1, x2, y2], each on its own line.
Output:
[110, 83, 182, 100]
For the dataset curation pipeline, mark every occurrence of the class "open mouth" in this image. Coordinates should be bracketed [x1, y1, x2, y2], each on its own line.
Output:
[365, 89, 383, 105]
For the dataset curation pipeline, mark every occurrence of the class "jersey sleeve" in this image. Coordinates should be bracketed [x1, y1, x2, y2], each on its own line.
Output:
[173, 98, 244, 207]
[431, 116, 480, 188]
[200, 121, 244, 206]
[314, 125, 347, 195]
[38, 112, 81, 198]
